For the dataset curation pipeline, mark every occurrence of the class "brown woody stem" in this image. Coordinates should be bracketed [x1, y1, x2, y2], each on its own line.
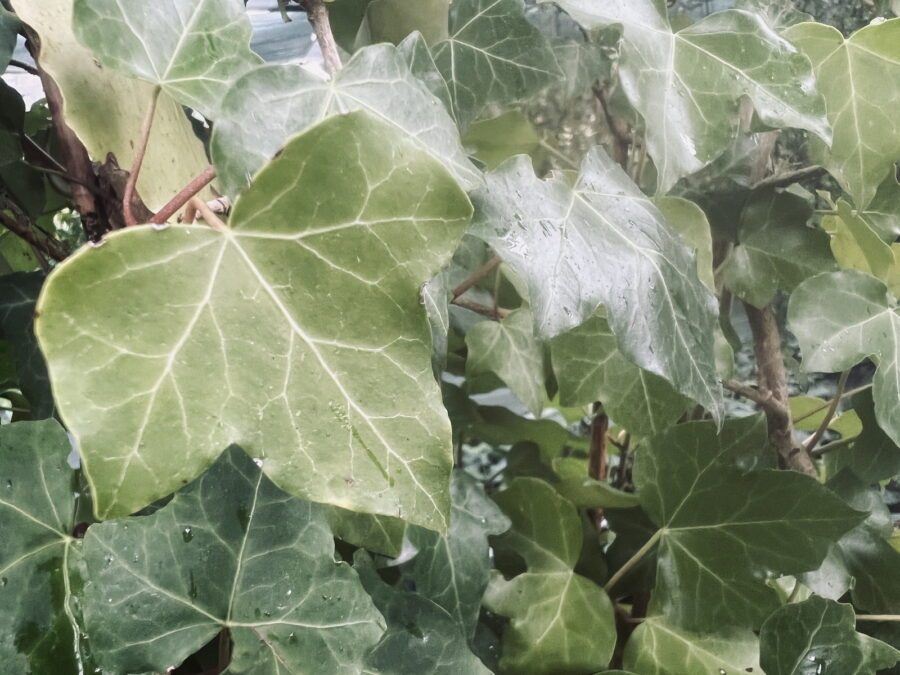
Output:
[124, 87, 161, 227]
[452, 256, 502, 300]
[0, 202, 68, 262]
[304, 0, 342, 75]
[150, 166, 217, 225]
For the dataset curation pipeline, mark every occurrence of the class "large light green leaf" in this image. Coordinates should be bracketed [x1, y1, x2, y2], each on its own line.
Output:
[623, 618, 761, 675]
[550, 312, 690, 436]
[0, 421, 85, 673]
[72, 0, 262, 118]
[788, 270, 900, 447]
[470, 150, 723, 421]
[633, 417, 863, 631]
[759, 596, 900, 675]
[81, 446, 384, 674]
[355, 552, 490, 675]
[9, 0, 212, 211]
[485, 478, 616, 674]
[432, 0, 562, 128]
[211, 43, 480, 198]
[548, 1, 831, 192]
[36, 113, 473, 530]
[786, 19, 900, 208]
[722, 188, 836, 308]
[466, 308, 545, 417]
[0, 273, 53, 418]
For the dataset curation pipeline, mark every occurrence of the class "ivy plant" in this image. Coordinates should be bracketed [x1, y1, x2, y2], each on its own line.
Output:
[1, 0, 900, 673]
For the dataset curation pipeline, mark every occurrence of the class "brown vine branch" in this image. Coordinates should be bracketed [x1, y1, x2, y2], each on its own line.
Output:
[452, 255, 502, 300]
[9, 59, 39, 76]
[150, 166, 217, 225]
[123, 87, 161, 227]
[0, 203, 68, 262]
[303, 0, 342, 75]
[751, 164, 827, 191]
[744, 303, 817, 476]
[450, 296, 510, 320]
[189, 197, 228, 232]
[793, 383, 872, 425]
[802, 370, 850, 453]
[592, 83, 630, 168]
[723, 379, 787, 418]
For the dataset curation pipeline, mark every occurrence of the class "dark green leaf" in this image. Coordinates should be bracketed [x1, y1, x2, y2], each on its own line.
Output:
[827, 390, 900, 484]
[759, 596, 899, 675]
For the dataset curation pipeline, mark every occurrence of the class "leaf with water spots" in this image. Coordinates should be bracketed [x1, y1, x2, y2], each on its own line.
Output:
[36, 112, 473, 530]
[81, 446, 385, 673]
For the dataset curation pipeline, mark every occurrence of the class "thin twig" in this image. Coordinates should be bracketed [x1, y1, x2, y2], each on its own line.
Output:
[752, 165, 827, 191]
[450, 296, 510, 320]
[604, 528, 663, 595]
[592, 83, 630, 168]
[303, 0, 342, 75]
[123, 87, 161, 227]
[723, 379, 788, 418]
[150, 166, 217, 224]
[452, 255, 501, 300]
[8, 59, 39, 76]
[793, 383, 872, 425]
[856, 615, 900, 622]
[0, 207, 68, 261]
[190, 197, 228, 232]
[802, 370, 850, 453]
[21, 133, 68, 174]
[810, 434, 855, 459]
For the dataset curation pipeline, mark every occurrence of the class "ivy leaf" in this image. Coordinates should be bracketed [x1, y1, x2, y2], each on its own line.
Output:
[9, 0, 212, 211]
[0, 7, 19, 72]
[81, 446, 385, 674]
[0, 420, 84, 673]
[0, 273, 53, 418]
[72, 0, 262, 118]
[357, 0, 449, 47]
[211, 44, 480, 198]
[398, 32, 456, 116]
[485, 478, 617, 674]
[548, 1, 831, 192]
[467, 406, 584, 462]
[432, 0, 562, 129]
[471, 150, 723, 422]
[550, 312, 690, 436]
[633, 417, 864, 631]
[786, 19, 900, 208]
[623, 618, 761, 675]
[466, 308, 545, 417]
[355, 552, 490, 674]
[552, 458, 641, 510]
[863, 173, 900, 242]
[399, 471, 510, 637]
[327, 509, 406, 558]
[654, 196, 716, 292]
[722, 189, 836, 308]
[826, 390, 900, 484]
[824, 199, 896, 283]
[759, 596, 900, 675]
[804, 471, 900, 614]
[463, 111, 542, 171]
[36, 113, 472, 530]
[788, 270, 900, 447]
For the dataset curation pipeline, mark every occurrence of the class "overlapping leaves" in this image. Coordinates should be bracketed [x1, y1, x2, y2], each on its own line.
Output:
[789, 270, 900, 447]
[547, 0, 831, 192]
[36, 113, 472, 529]
[631, 416, 864, 631]
[470, 149, 723, 421]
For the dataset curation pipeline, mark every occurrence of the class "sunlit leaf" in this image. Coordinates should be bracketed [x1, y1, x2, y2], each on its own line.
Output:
[826, 390, 900, 484]
[72, 0, 262, 117]
[463, 111, 542, 171]
[485, 478, 616, 674]
[81, 447, 385, 673]
[211, 43, 480, 198]
[471, 150, 723, 421]
[398, 31, 455, 116]
[786, 18, 900, 208]
[824, 199, 896, 283]
[432, 0, 562, 128]
[327, 509, 406, 558]
[789, 270, 900, 447]
[759, 596, 900, 675]
[623, 617, 761, 675]
[36, 113, 472, 529]
[548, 1, 831, 191]
[634, 417, 863, 630]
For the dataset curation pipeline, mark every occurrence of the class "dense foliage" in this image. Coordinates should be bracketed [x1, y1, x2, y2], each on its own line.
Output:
[1, 0, 900, 672]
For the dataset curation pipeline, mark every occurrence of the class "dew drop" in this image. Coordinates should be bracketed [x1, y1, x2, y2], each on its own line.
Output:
[151, 222, 170, 232]
[182, 527, 193, 543]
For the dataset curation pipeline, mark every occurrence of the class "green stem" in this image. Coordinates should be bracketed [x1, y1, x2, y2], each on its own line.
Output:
[856, 615, 900, 622]
[604, 528, 663, 594]
[803, 370, 850, 453]
[793, 383, 872, 425]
